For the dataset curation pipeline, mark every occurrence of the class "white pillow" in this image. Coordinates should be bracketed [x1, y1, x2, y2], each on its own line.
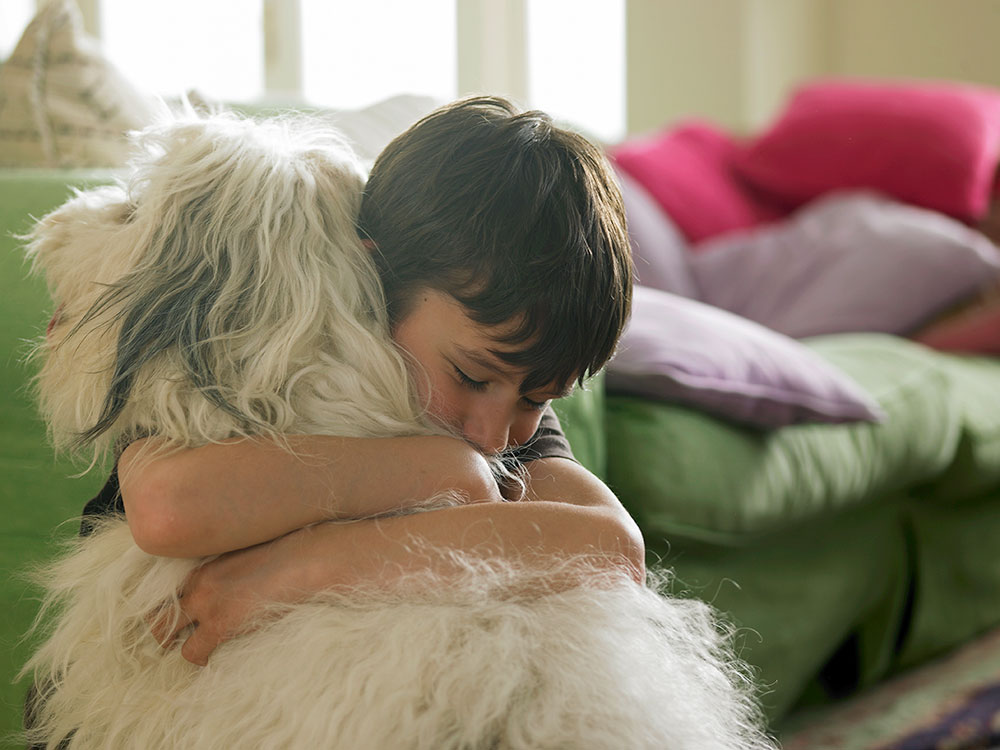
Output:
[325, 94, 440, 167]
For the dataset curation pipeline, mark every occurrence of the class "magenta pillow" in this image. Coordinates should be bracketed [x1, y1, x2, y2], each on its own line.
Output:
[610, 121, 782, 244]
[606, 286, 885, 428]
[735, 78, 1000, 222]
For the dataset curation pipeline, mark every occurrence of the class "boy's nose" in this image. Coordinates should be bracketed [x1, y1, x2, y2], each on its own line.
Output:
[463, 409, 511, 455]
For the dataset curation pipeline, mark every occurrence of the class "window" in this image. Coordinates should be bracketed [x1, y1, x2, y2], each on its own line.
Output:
[4, 0, 625, 139]
[100, 0, 264, 101]
[0, 0, 36, 59]
[300, 0, 456, 110]
[526, 0, 625, 142]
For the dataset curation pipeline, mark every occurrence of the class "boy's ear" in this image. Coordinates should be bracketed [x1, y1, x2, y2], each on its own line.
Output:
[361, 239, 377, 252]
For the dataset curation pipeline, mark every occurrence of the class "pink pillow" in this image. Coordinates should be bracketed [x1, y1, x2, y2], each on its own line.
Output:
[913, 296, 1000, 354]
[610, 121, 782, 244]
[735, 78, 1000, 222]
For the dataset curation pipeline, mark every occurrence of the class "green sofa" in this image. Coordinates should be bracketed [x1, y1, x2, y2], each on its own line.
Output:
[2, 169, 1000, 744]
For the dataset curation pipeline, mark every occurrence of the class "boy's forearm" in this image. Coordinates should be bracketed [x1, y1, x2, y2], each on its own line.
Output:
[520, 456, 646, 578]
[163, 487, 645, 666]
[119, 435, 501, 558]
[299, 496, 646, 592]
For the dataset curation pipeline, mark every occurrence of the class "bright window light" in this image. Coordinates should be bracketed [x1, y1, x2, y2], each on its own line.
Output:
[301, 0, 456, 110]
[0, 0, 36, 60]
[527, 0, 625, 142]
[100, 0, 264, 101]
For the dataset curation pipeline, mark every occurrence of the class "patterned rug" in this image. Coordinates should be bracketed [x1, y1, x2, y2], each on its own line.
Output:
[779, 627, 1000, 750]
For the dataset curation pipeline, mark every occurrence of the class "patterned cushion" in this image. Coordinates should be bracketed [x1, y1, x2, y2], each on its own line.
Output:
[780, 626, 1000, 750]
[0, 0, 161, 167]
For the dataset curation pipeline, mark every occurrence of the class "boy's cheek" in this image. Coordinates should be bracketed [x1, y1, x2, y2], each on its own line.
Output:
[510, 413, 544, 449]
[420, 379, 464, 434]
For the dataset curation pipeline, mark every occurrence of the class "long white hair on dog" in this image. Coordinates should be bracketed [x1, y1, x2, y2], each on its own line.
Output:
[28, 111, 424, 463]
[20, 112, 777, 749]
[25, 518, 774, 750]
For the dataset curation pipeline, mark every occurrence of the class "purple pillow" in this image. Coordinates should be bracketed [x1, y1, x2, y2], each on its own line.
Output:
[615, 167, 699, 298]
[690, 192, 1000, 338]
[606, 286, 885, 428]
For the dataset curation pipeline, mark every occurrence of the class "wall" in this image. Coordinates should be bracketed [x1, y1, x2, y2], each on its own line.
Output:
[625, 0, 750, 135]
[828, 0, 1000, 86]
[625, 0, 1000, 137]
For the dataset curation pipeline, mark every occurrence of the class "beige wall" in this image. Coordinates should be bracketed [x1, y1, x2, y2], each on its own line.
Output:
[625, 1, 750, 135]
[625, 0, 1000, 137]
[828, 0, 1000, 85]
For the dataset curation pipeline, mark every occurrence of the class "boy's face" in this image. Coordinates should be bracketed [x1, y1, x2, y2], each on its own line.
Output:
[391, 288, 571, 454]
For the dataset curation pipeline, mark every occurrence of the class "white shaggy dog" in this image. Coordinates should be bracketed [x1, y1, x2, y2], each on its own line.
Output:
[21, 112, 776, 750]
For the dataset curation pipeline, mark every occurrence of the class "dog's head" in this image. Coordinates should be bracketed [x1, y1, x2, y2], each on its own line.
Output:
[28, 113, 425, 459]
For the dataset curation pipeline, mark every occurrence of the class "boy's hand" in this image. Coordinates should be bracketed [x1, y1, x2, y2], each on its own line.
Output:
[150, 524, 327, 666]
[149, 464, 643, 666]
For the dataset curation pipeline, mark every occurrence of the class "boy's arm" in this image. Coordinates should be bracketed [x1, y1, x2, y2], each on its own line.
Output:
[119, 435, 502, 558]
[160, 479, 645, 666]
[519, 455, 645, 576]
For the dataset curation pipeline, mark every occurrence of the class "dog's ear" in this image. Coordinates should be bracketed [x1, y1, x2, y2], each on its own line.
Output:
[26, 185, 143, 457]
[26, 186, 135, 313]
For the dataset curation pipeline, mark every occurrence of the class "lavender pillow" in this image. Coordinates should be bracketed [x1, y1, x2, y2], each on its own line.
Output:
[691, 192, 1000, 338]
[606, 286, 885, 428]
[615, 167, 699, 298]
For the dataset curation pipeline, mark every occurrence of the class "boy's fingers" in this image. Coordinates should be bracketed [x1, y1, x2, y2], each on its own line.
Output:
[145, 604, 170, 643]
[181, 627, 214, 667]
[147, 604, 195, 648]
[178, 609, 267, 667]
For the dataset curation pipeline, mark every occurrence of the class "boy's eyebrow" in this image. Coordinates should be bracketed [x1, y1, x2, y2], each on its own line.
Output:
[455, 345, 515, 379]
[455, 345, 573, 399]
[545, 384, 575, 400]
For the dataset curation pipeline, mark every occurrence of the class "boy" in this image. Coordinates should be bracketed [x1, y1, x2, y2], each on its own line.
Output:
[92, 96, 641, 666]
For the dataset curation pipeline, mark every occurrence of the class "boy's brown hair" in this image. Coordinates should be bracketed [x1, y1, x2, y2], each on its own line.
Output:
[358, 96, 632, 393]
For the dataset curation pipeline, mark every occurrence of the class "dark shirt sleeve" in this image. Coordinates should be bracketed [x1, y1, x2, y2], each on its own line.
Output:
[504, 405, 576, 465]
[80, 465, 124, 536]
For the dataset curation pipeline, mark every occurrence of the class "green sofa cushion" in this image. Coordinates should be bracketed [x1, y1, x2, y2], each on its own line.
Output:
[913, 353, 1000, 503]
[606, 333, 961, 542]
[899, 488, 1000, 669]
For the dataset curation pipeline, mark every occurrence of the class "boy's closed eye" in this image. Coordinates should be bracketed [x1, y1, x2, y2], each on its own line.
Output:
[453, 364, 487, 391]
[452, 363, 551, 411]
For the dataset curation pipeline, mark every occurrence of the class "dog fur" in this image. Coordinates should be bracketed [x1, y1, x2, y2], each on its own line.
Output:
[21, 112, 776, 749]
